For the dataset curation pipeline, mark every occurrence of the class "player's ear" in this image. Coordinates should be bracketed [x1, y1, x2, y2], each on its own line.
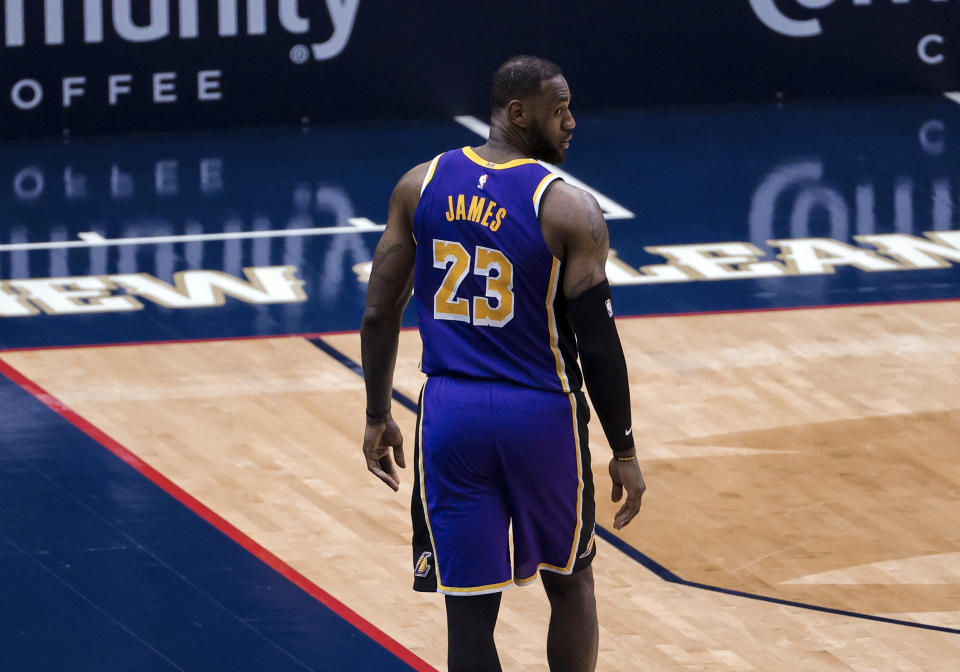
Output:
[506, 99, 528, 128]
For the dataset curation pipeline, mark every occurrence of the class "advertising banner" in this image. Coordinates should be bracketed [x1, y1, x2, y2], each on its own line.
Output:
[0, 1, 957, 140]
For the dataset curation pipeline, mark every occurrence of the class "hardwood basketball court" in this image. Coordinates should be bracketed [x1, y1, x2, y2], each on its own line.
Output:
[2, 98, 960, 670]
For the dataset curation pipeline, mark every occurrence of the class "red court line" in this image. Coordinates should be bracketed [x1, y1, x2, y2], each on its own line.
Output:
[0, 330, 362, 354]
[0, 357, 437, 672]
[618, 296, 960, 321]
[2, 296, 959, 354]
[0, 327, 417, 353]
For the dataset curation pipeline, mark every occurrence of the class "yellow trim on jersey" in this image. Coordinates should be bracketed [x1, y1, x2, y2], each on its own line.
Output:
[461, 146, 537, 170]
[420, 154, 442, 195]
[546, 257, 571, 393]
[533, 174, 561, 218]
[417, 381, 442, 587]
[513, 392, 585, 585]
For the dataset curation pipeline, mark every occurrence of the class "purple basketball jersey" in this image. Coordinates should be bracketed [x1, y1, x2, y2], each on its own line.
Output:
[412, 147, 582, 393]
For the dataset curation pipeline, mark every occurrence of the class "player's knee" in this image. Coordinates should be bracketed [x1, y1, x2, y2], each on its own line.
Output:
[541, 566, 596, 606]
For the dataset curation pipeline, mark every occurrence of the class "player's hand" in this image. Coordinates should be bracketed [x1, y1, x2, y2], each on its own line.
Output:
[363, 416, 406, 491]
[608, 456, 645, 530]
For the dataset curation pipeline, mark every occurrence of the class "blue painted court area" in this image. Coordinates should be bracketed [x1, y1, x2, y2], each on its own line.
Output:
[0, 370, 419, 672]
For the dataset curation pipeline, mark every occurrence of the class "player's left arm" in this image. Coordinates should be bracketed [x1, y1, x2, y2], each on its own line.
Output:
[543, 183, 646, 529]
[360, 163, 425, 491]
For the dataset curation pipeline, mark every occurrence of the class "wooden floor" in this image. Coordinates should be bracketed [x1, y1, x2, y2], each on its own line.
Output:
[4, 300, 960, 670]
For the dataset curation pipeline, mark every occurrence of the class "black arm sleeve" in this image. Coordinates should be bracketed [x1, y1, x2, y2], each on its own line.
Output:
[567, 280, 635, 455]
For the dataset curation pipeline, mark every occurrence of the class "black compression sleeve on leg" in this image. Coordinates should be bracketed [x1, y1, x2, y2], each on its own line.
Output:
[445, 594, 503, 672]
[567, 280, 635, 455]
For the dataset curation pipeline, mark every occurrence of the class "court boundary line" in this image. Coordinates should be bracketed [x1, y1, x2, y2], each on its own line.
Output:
[594, 527, 960, 636]
[0, 219, 385, 252]
[304, 337, 960, 637]
[0, 358, 438, 672]
[2, 295, 959, 354]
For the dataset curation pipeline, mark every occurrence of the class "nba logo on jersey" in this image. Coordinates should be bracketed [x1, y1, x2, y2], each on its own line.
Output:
[415, 551, 433, 577]
[605, 299, 614, 318]
[477, 174, 489, 190]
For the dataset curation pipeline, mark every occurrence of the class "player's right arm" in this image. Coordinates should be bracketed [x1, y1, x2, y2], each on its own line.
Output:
[540, 182, 646, 529]
[360, 162, 427, 491]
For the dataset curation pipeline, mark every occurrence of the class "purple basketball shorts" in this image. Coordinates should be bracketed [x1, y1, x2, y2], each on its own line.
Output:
[411, 376, 596, 595]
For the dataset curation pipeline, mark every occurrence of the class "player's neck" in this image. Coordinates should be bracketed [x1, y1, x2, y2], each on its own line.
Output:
[479, 118, 535, 163]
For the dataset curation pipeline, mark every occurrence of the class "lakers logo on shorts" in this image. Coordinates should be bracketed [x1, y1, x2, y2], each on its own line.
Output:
[579, 527, 596, 559]
[415, 551, 433, 577]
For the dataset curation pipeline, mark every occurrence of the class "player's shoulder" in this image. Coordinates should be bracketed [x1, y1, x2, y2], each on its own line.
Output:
[539, 179, 603, 230]
[391, 156, 441, 213]
[396, 160, 433, 195]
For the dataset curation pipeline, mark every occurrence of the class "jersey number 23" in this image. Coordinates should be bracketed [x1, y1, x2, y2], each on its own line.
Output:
[433, 239, 514, 327]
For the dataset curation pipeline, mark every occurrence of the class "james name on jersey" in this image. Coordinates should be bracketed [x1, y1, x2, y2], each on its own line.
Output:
[445, 194, 508, 232]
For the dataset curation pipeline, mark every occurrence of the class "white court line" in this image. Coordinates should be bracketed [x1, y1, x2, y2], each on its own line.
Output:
[0, 219, 384, 252]
[453, 115, 635, 220]
[945, 91, 960, 106]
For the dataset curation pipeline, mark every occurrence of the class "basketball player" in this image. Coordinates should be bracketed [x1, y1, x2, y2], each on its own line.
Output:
[361, 55, 645, 672]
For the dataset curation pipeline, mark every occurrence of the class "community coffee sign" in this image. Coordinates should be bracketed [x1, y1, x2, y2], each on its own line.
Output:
[1, 0, 360, 122]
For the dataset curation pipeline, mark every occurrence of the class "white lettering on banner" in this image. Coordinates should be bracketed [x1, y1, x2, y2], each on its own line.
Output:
[749, 0, 832, 38]
[279, 0, 310, 34]
[749, 0, 954, 66]
[309, 0, 361, 60]
[153, 73, 177, 103]
[2, 0, 361, 61]
[197, 70, 222, 100]
[10, 78, 41, 109]
[45, 0, 63, 44]
[108, 74, 132, 105]
[1, 266, 306, 317]
[6, 70, 222, 110]
[63, 76, 86, 107]
[918, 34, 945, 64]
[113, 0, 169, 43]
[85, 0, 104, 43]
